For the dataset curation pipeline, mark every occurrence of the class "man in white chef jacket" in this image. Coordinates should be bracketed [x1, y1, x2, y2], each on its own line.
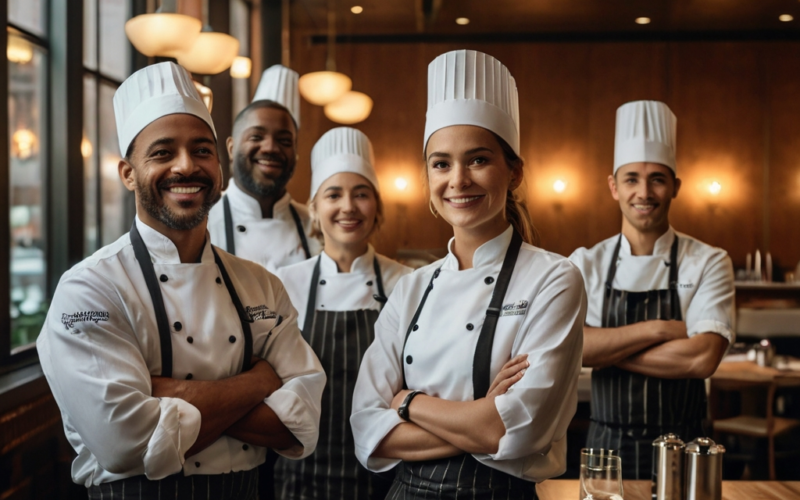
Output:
[36, 62, 325, 499]
[569, 100, 735, 479]
[207, 65, 321, 273]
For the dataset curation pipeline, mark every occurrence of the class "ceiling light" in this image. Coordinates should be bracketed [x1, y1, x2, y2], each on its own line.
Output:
[299, 71, 353, 106]
[124, 0, 202, 58]
[779, 14, 794, 22]
[177, 31, 240, 75]
[635, 17, 651, 25]
[324, 91, 373, 124]
[230, 56, 252, 78]
[351, 6, 363, 14]
[456, 17, 470, 25]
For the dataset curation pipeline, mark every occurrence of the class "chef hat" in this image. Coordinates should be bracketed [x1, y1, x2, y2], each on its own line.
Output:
[113, 61, 216, 157]
[614, 100, 677, 174]
[252, 64, 301, 128]
[310, 127, 379, 200]
[424, 50, 520, 155]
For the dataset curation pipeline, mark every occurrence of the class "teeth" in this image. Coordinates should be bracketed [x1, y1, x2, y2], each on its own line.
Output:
[450, 196, 481, 204]
[170, 186, 201, 194]
[337, 220, 360, 226]
[633, 204, 654, 210]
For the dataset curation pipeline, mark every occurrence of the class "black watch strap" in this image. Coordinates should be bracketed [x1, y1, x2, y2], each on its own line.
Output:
[398, 390, 424, 421]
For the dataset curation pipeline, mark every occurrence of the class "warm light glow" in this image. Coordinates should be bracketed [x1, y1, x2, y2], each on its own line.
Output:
[779, 14, 794, 22]
[708, 181, 722, 196]
[177, 32, 240, 75]
[230, 56, 252, 78]
[394, 177, 408, 190]
[193, 81, 214, 112]
[324, 91, 373, 124]
[124, 13, 202, 58]
[81, 136, 93, 159]
[351, 5, 363, 14]
[553, 179, 567, 193]
[299, 71, 353, 105]
[7, 37, 33, 64]
[456, 17, 470, 25]
[12, 129, 37, 159]
[635, 17, 651, 25]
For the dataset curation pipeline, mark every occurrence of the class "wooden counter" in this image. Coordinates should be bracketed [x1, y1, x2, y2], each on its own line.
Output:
[535, 479, 800, 500]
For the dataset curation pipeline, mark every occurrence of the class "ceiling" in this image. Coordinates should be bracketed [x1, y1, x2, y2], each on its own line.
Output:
[291, 0, 800, 41]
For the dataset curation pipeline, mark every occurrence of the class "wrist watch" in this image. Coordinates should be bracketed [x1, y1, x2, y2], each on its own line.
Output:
[398, 390, 424, 421]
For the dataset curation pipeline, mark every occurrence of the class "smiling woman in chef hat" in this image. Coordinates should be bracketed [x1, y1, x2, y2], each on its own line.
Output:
[350, 50, 586, 499]
[274, 127, 412, 500]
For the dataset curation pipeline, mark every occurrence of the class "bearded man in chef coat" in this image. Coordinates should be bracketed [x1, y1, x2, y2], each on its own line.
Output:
[569, 100, 735, 479]
[36, 62, 325, 499]
[207, 65, 321, 273]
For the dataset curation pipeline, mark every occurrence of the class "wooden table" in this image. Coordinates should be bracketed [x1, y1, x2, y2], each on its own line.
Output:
[536, 479, 800, 499]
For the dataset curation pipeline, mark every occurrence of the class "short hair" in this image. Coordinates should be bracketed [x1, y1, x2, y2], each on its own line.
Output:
[232, 100, 298, 137]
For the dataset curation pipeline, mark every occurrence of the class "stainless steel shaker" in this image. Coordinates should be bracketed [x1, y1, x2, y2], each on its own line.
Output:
[684, 437, 725, 500]
[652, 433, 685, 500]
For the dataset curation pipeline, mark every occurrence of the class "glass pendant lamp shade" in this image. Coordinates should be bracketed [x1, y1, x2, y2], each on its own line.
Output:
[124, 13, 202, 58]
[176, 31, 240, 75]
[299, 71, 352, 106]
[230, 56, 252, 78]
[324, 91, 373, 124]
[193, 81, 214, 112]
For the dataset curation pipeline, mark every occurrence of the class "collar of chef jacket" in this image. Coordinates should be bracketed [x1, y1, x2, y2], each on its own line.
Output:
[135, 216, 215, 264]
[225, 178, 294, 221]
[618, 226, 676, 257]
[441, 225, 514, 271]
[318, 244, 376, 275]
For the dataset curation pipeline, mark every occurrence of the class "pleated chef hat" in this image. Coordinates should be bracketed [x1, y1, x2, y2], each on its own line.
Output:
[614, 100, 677, 174]
[252, 64, 301, 128]
[113, 61, 216, 157]
[310, 127, 379, 200]
[424, 50, 520, 155]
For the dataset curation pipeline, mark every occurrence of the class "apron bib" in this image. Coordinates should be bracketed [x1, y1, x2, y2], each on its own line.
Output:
[222, 194, 311, 259]
[275, 256, 391, 500]
[391, 231, 537, 500]
[587, 235, 706, 480]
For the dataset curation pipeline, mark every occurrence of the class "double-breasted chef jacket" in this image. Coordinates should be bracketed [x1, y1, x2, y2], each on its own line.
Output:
[350, 226, 587, 482]
[569, 227, 735, 342]
[37, 217, 326, 487]
[208, 181, 323, 273]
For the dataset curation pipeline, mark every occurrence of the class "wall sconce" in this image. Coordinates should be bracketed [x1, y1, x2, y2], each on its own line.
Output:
[708, 181, 721, 196]
[394, 177, 408, 190]
[553, 179, 567, 193]
[230, 56, 252, 79]
[12, 129, 37, 159]
[324, 90, 373, 124]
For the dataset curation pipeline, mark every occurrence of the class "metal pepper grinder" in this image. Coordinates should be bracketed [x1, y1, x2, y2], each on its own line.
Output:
[684, 437, 725, 500]
[652, 433, 685, 500]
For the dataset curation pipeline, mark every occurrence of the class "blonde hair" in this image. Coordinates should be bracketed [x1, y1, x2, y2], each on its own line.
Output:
[308, 184, 384, 242]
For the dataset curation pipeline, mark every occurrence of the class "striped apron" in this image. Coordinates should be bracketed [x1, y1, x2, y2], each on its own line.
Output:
[389, 231, 537, 500]
[86, 222, 258, 499]
[587, 235, 706, 480]
[274, 256, 393, 500]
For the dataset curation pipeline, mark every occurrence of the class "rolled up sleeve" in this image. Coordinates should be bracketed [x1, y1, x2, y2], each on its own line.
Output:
[686, 251, 735, 343]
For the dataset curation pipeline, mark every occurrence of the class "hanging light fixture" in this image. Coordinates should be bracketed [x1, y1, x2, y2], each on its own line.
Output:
[193, 81, 214, 112]
[299, 0, 352, 105]
[124, 0, 201, 58]
[230, 56, 252, 79]
[176, 0, 239, 75]
[324, 91, 373, 124]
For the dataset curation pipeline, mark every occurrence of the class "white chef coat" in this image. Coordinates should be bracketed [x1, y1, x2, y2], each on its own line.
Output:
[568, 227, 735, 342]
[207, 181, 323, 273]
[350, 226, 586, 482]
[276, 245, 412, 330]
[37, 217, 326, 487]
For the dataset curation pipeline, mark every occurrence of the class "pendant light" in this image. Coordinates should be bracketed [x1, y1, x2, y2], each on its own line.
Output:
[124, 0, 201, 58]
[324, 91, 373, 124]
[298, 0, 352, 105]
[176, 0, 239, 75]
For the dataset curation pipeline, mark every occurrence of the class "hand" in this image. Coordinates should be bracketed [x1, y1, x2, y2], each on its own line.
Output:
[391, 389, 411, 411]
[652, 320, 688, 341]
[248, 356, 283, 398]
[487, 354, 529, 399]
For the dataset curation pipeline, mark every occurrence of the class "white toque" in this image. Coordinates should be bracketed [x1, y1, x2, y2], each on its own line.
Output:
[424, 50, 520, 155]
[614, 100, 677, 174]
[252, 64, 301, 128]
[310, 127, 379, 200]
[113, 61, 215, 157]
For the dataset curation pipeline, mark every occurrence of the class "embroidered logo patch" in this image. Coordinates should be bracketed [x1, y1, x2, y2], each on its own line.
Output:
[61, 311, 109, 330]
[245, 304, 277, 322]
[501, 300, 529, 317]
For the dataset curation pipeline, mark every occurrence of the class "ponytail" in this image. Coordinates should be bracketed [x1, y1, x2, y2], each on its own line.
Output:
[494, 134, 539, 246]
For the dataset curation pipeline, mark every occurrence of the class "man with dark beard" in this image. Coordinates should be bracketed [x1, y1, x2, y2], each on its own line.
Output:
[36, 62, 325, 499]
[208, 65, 321, 273]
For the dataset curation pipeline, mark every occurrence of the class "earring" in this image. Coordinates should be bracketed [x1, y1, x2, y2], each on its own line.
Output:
[429, 200, 438, 218]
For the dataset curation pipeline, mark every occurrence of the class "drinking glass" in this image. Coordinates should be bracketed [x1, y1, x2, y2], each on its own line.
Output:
[579, 448, 624, 500]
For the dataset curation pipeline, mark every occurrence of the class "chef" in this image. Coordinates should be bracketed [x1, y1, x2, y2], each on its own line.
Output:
[350, 50, 586, 499]
[273, 127, 412, 499]
[36, 62, 325, 499]
[569, 100, 735, 479]
[208, 64, 322, 273]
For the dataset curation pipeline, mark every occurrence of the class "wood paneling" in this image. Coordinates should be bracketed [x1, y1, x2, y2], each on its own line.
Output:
[287, 36, 800, 272]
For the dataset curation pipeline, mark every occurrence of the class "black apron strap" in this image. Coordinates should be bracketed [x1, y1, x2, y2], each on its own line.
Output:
[288, 204, 312, 259]
[401, 267, 441, 390]
[211, 246, 254, 372]
[601, 235, 623, 328]
[668, 235, 682, 321]
[372, 256, 387, 310]
[302, 256, 323, 338]
[130, 220, 174, 378]
[222, 194, 236, 255]
[472, 230, 523, 399]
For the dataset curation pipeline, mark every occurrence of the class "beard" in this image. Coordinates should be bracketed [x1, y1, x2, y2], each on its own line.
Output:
[137, 174, 220, 231]
[233, 150, 295, 199]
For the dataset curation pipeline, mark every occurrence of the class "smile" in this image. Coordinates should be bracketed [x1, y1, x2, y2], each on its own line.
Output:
[336, 219, 363, 228]
[631, 203, 657, 213]
[168, 186, 202, 194]
[445, 195, 484, 207]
